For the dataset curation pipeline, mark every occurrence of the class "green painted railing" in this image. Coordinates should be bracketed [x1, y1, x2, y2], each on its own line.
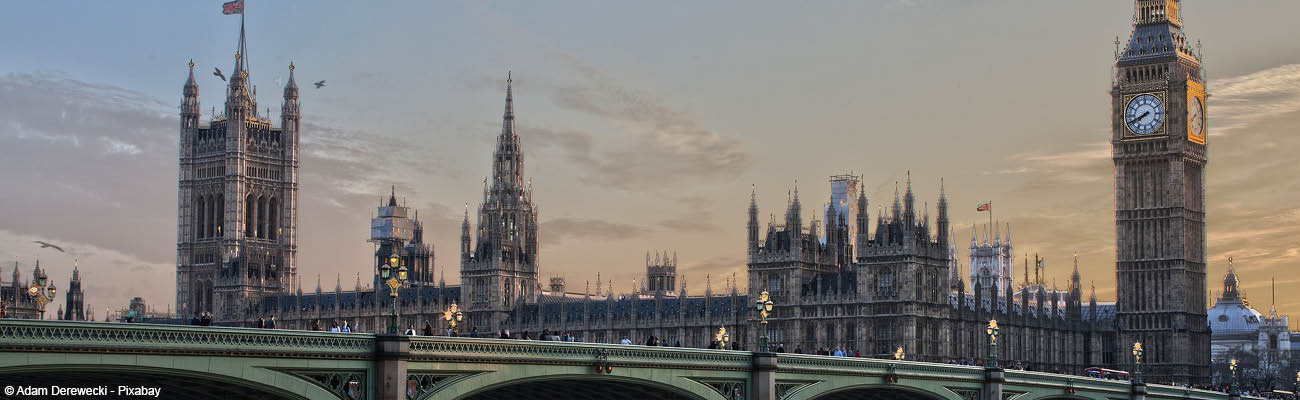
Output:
[776, 353, 985, 382]
[0, 319, 375, 359]
[1143, 382, 1240, 400]
[409, 336, 753, 371]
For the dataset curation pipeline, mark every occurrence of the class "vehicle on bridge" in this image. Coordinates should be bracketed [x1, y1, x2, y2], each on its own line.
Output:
[1084, 367, 1132, 381]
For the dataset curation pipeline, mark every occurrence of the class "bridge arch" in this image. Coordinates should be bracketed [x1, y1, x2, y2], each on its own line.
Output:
[430, 372, 730, 400]
[789, 383, 962, 400]
[0, 360, 340, 400]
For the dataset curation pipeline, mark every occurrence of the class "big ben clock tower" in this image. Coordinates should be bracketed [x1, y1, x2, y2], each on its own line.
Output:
[1112, 0, 1210, 385]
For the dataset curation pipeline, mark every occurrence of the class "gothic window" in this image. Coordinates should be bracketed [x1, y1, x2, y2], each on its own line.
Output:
[208, 194, 219, 238]
[268, 198, 278, 240]
[244, 195, 253, 237]
[915, 270, 923, 300]
[215, 194, 224, 236]
[196, 196, 206, 239]
[257, 196, 267, 239]
[877, 270, 894, 298]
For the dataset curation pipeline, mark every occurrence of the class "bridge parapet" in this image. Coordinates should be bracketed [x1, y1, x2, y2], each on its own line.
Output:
[0, 319, 375, 359]
[777, 353, 985, 380]
[410, 336, 752, 371]
[1144, 382, 1239, 400]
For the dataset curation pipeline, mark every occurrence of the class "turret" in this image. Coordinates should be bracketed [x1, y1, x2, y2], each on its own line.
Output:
[948, 227, 961, 292]
[282, 62, 299, 122]
[182, 59, 200, 130]
[902, 172, 915, 226]
[748, 185, 760, 255]
[786, 182, 802, 243]
[824, 193, 839, 249]
[936, 179, 949, 246]
[225, 22, 252, 118]
[460, 204, 472, 262]
[855, 187, 869, 252]
[890, 182, 901, 222]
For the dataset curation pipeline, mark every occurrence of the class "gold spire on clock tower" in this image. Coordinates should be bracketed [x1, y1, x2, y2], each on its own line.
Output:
[1135, 0, 1180, 27]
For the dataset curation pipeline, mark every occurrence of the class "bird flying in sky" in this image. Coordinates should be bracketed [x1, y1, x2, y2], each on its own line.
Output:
[314, 80, 325, 89]
[213, 67, 226, 82]
[34, 241, 65, 253]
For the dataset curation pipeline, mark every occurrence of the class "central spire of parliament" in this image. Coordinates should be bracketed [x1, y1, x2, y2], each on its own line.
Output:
[461, 72, 540, 332]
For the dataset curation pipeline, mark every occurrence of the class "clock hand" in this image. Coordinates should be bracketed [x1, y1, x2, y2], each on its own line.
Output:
[1127, 111, 1150, 125]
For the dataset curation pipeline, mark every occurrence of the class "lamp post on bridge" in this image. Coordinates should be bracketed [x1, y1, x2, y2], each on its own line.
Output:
[1131, 342, 1143, 385]
[27, 269, 56, 320]
[755, 290, 773, 352]
[442, 302, 464, 336]
[985, 319, 999, 369]
[715, 327, 729, 349]
[1228, 358, 1239, 396]
[380, 253, 408, 335]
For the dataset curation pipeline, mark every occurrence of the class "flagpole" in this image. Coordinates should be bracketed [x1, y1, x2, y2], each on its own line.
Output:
[988, 200, 993, 239]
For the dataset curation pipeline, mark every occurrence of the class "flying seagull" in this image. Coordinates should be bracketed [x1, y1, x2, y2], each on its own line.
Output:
[213, 67, 226, 82]
[34, 241, 65, 253]
[314, 80, 325, 89]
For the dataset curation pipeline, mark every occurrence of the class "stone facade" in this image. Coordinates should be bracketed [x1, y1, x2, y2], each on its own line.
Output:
[1111, 0, 1212, 384]
[459, 73, 541, 333]
[61, 263, 85, 321]
[1, 262, 47, 319]
[369, 188, 435, 289]
[175, 18, 300, 320]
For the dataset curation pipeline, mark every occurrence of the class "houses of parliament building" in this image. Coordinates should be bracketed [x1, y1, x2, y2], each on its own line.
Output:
[178, 0, 1211, 385]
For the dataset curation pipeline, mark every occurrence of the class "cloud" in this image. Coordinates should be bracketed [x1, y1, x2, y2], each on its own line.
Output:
[1209, 64, 1300, 136]
[300, 121, 458, 200]
[532, 59, 753, 190]
[657, 196, 718, 233]
[539, 217, 651, 246]
[1006, 141, 1111, 185]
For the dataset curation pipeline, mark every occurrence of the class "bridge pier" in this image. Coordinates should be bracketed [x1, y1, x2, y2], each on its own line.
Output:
[751, 352, 777, 400]
[983, 367, 1003, 400]
[375, 334, 411, 400]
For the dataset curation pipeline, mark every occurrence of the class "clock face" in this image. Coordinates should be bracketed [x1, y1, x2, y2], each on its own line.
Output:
[1125, 94, 1164, 135]
[1188, 96, 1204, 136]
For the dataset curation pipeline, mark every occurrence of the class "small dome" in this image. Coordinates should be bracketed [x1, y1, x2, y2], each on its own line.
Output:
[1207, 297, 1263, 333]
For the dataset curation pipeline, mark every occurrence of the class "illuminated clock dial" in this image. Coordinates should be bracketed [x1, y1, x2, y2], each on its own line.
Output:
[1125, 94, 1164, 135]
[1188, 96, 1204, 136]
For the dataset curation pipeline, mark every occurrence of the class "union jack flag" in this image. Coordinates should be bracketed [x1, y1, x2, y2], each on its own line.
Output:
[222, 0, 244, 15]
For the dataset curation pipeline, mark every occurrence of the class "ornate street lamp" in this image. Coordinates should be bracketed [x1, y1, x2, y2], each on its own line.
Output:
[715, 327, 729, 349]
[381, 252, 407, 334]
[893, 346, 905, 360]
[755, 290, 774, 352]
[442, 302, 464, 336]
[985, 319, 999, 369]
[1293, 370, 1298, 395]
[1131, 342, 1143, 385]
[1228, 359, 1238, 396]
[27, 269, 57, 320]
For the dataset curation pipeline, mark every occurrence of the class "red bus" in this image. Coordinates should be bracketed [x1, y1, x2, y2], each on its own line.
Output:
[1083, 367, 1131, 381]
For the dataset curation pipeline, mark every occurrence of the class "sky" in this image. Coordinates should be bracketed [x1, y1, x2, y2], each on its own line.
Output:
[0, 1, 1297, 326]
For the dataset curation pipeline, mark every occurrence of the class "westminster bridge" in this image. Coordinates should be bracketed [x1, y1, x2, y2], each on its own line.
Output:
[0, 320, 1245, 400]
